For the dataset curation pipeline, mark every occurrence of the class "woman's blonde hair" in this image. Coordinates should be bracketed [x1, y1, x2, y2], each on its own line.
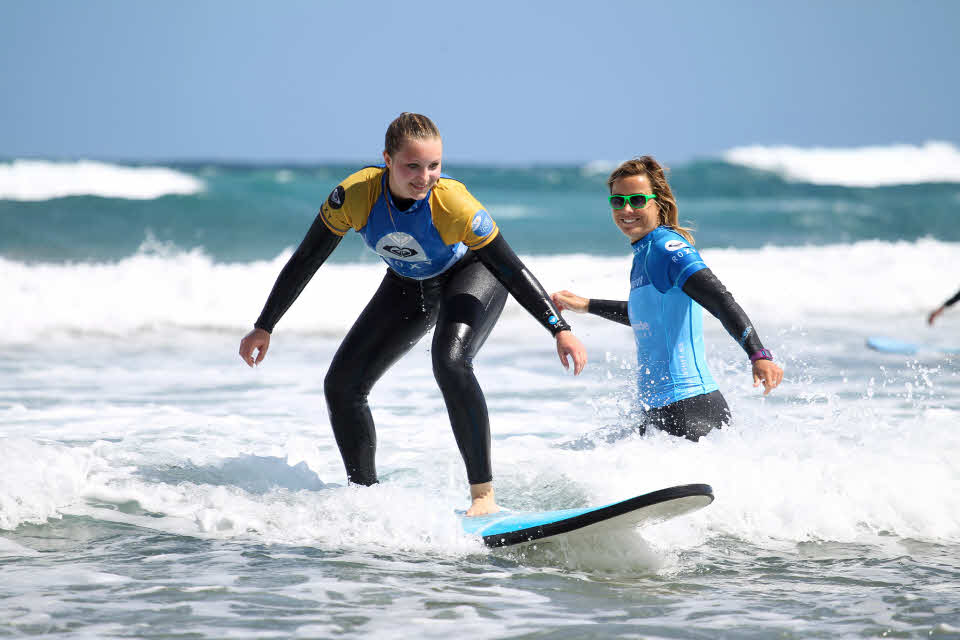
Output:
[607, 156, 694, 244]
[384, 112, 441, 156]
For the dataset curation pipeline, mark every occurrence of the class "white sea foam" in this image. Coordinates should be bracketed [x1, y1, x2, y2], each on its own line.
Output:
[723, 141, 960, 187]
[0, 159, 204, 201]
[2, 239, 957, 342]
[0, 438, 103, 530]
[2, 357, 959, 545]
[4, 237, 959, 550]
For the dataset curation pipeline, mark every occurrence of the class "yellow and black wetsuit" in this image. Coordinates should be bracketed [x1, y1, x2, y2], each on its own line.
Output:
[253, 167, 569, 486]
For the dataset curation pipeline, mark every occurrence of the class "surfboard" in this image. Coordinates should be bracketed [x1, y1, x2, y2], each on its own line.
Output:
[460, 483, 713, 548]
[866, 336, 960, 355]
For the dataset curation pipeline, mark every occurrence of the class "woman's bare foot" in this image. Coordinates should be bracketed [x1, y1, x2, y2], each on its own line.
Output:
[465, 481, 500, 517]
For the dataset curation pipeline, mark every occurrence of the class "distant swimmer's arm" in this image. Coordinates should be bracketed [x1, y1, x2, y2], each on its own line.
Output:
[928, 288, 960, 325]
[253, 213, 343, 333]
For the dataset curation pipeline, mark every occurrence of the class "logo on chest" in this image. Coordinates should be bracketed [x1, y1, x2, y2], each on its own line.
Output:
[632, 320, 652, 337]
[375, 232, 429, 262]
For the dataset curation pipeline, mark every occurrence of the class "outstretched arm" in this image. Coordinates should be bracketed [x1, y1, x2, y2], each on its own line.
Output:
[682, 269, 763, 355]
[473, 233, 587, 374]
[255, 215, 343, 333]
[682, 268, 783, 394]
[239, 215, 342, 366]
[929, 288, 960, 325]
[551, 291, 630, 326]
[587, 299, 631, 326]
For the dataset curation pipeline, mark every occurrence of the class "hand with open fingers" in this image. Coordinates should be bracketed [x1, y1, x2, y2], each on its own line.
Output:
[551, 290, 589, 314]
[556, 330, 587, 375]
[239, 328, 271, 367]
[752, 359, 783, 395]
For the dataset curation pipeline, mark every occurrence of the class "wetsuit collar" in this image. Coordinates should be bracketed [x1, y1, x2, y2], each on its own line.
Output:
[630, 226, 664, 253]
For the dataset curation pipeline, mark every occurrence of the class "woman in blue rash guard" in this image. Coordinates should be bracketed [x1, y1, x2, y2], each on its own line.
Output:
[552, 156, 783, 441]
[238, 113, 587, 516]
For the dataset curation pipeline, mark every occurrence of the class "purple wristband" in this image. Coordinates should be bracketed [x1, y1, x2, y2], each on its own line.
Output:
[750, 349, 773, 362]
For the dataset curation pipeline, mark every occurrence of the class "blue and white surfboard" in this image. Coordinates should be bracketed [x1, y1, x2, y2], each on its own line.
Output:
[460, 484, 714, 548]
[866, 336, 960, 355]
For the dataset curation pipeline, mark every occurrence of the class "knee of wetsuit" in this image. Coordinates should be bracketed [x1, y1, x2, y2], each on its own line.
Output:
[324, 368, 368, 406]
[431, 347, 473, 383]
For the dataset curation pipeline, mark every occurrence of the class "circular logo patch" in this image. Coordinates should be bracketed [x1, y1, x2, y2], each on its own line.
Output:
[471, 210, 494, 236]
[327, 185, 345, 209]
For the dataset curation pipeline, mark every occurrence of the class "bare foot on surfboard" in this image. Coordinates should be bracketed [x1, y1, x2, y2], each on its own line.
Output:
[466, 482, 500, 517]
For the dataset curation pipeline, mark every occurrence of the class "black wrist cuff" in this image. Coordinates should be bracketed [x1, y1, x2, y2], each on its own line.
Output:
[548, 314, 571, 335]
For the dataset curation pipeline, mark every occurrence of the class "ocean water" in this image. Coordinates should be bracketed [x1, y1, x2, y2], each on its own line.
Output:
[2, 144, 960, 639]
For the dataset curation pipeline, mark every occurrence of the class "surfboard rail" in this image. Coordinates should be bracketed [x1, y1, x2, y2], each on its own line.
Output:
[463, 483, 714, 548]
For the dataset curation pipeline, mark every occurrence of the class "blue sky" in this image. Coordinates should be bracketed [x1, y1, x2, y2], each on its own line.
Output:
[1, 0, 958, 165]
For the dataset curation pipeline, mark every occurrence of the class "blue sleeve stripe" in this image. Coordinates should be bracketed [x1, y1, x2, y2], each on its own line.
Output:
[464, 226, 499, 248]
[319, 209, 350, 235]
[738, 326, 753, 347]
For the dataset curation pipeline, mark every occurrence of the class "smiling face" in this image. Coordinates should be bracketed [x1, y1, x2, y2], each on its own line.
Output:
[610, 173, 661, 242]
[382, 137, 443, 201]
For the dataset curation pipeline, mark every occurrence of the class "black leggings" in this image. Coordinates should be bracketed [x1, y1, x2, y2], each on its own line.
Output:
[640, 390, 731, 442]
[323, 253, 508, 486]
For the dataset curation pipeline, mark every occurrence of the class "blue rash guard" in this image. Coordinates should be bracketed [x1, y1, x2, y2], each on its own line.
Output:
[628, 226, 719, 408]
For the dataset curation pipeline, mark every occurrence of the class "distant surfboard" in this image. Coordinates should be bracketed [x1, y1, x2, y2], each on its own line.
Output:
[460, 484, 713, 548]
[866, 336, 960, 355]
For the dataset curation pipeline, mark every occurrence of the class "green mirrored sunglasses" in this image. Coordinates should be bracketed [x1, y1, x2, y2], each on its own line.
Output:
[609, 193, 657, 209]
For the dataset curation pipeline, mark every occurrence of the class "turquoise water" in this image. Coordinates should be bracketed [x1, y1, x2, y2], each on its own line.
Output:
[2, 155, 960, 638]
[2, 160, 960, 262]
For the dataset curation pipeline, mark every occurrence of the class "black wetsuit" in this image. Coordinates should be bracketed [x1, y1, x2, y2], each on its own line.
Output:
[588, 268, 766, 441]
[254, 217, 568, 486]
[944, 289, 960, 308]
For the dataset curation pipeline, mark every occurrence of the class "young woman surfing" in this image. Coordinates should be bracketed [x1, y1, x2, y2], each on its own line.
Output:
[239, 113, 586, 515]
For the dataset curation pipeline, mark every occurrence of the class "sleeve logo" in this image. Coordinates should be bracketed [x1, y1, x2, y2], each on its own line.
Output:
[664, 240, 688, 251]
[327, 185, 346, 209]
[471, 210, 494, 236]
